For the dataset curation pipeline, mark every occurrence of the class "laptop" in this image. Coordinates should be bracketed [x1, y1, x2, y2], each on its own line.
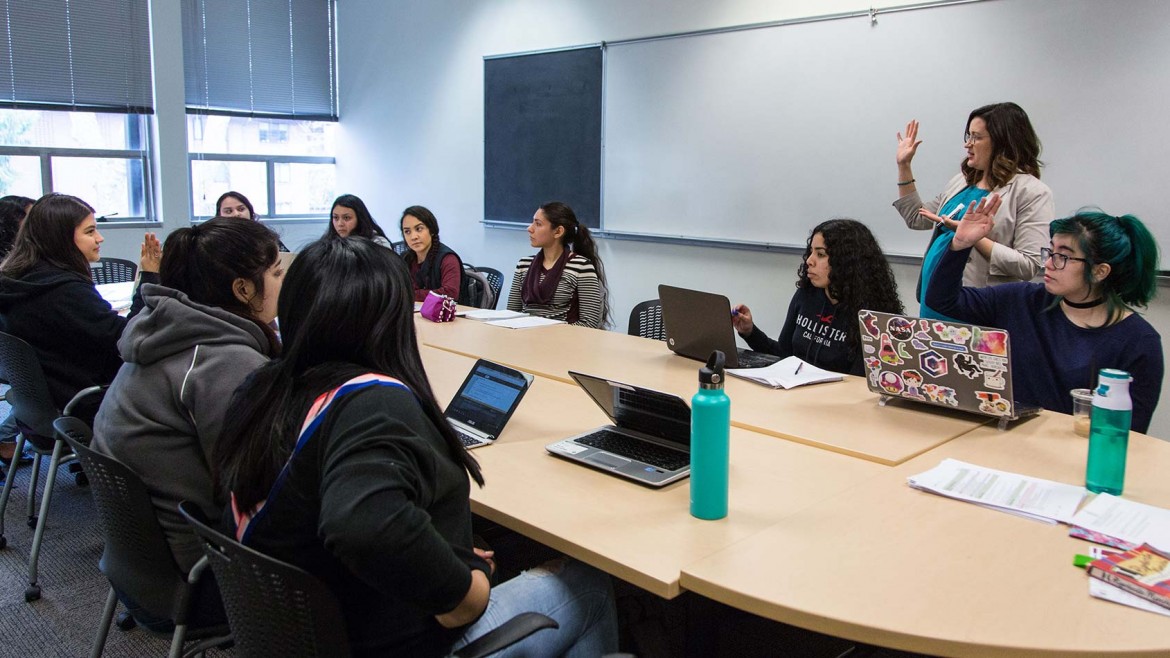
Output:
[857, 310, 1041, 427]
[658, 284, 781, 369]
[445, 359, 534, 449]
[546, 371, 691, 487]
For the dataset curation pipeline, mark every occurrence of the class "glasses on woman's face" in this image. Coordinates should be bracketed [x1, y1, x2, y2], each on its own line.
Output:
[1040, 246, 1091, 270]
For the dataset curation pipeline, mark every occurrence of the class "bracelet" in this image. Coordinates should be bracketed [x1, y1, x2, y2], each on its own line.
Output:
[897, 179, 915, 186]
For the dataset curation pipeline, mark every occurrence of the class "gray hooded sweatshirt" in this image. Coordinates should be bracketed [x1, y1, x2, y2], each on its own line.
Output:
[92, 283, 272, 572]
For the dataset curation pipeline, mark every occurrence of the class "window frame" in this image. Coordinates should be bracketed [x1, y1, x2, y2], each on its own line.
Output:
[187, 151, 335, 220]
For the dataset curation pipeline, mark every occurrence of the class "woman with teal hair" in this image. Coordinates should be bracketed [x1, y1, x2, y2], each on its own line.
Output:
[927, 198, 1162, 433]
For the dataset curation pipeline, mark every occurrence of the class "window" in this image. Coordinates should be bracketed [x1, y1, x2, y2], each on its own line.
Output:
[0, 109, 152, 220]
[188, 116, 336, 218]
[183, 0, 337, 219]
[0, 0, 155, 222]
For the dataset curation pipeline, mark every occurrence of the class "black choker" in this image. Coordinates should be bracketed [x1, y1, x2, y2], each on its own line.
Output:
[1063, 297, 1104, 309]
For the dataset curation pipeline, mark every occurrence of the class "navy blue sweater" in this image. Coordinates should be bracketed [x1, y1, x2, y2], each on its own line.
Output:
[926, 245, 1163, 434]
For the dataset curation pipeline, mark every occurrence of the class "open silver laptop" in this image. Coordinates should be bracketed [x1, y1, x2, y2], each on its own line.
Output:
[546, 371, 691, 487]
[659, 284, 780, 369]
[858, 310, 1040, 429]
[445, 359, 534, 449]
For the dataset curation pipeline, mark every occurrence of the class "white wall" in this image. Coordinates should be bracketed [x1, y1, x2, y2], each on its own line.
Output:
[329, 0, 1170, 439]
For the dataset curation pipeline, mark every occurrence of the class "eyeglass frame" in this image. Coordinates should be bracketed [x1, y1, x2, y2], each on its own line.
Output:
[1040, 246, 1091, 270]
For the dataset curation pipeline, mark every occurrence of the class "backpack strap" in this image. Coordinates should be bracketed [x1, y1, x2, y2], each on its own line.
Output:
[232, 373, 409, 543]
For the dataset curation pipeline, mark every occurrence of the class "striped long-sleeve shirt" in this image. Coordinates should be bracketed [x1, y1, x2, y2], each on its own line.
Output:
[506, 254, 606, 329]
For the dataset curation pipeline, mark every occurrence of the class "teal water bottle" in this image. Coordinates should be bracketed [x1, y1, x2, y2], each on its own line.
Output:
[691, 350, 730, 520]
[1085, 369, 1133, 495]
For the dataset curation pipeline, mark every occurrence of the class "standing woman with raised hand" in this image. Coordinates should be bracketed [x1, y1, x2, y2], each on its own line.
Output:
[322, 193, 393, 247]
[927, 200, 1163, 433]
[732, 219, 904, 376]
[0, 193, 160, 416]
[505, 201, 610, 329]
[894, 102, 1054, 319]
[400, 205, 464, 302]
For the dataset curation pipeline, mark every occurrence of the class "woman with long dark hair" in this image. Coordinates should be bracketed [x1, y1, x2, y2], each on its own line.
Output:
[927, 200, 1162, 433]
[93, 217, 283, 607]
[894, 102, 1054, 318]
[400, 205, 464, 301]
[0, 193, 160, 412]
[322, 193, 392, 247]
[733, 219, 904, 375]
[213, 237, 617, 656]
[216, 190, 289, 251]
[505, 201, 610, 328]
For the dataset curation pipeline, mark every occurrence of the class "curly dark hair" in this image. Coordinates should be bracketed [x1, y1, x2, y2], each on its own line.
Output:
[796, 219, 904, 355]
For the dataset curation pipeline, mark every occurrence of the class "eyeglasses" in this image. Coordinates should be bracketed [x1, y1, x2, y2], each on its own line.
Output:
[963, 131, 987, 144]
[1040, 247, 1091, 270]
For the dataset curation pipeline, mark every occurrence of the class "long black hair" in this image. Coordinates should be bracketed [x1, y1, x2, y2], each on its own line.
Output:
[539, 201, 611, 327]
[797, 218, 904, 355]
[159, 216, 282, 356]
[323, 194, 389, 241]
[214, 237, 482, 510]
[0, 193, 94, 280]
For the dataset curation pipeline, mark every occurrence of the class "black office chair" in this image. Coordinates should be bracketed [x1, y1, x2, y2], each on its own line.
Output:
[627, 299, 666, 341]
[461, 265, 496, 310]
[0, 330, 102, 601]
[90, 258, 138, 285]
[55, 418, 232, 658]
[473, 266, 504, 310]
[179, 502, 558, 658]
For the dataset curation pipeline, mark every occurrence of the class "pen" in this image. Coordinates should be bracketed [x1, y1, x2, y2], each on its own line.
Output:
[795, 362, 803, 375]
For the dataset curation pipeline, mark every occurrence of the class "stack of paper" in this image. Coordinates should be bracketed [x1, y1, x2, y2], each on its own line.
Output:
[726, 356, 842, 389]
[485, 315, 564, 329]
[463, 309, 527, 321]
[1070, 494, 1170, 552]
[906, 458, 1087, 524]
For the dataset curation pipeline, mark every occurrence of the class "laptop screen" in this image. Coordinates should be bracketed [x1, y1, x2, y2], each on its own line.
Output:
[569, 372, 691, 448]
[446, 360, 531, 437]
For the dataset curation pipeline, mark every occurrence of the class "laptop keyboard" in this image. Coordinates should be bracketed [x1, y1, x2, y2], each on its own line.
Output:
[455, 428, 486, 448]
[576, 429, 689, 471]
[735, 348, 781, 368]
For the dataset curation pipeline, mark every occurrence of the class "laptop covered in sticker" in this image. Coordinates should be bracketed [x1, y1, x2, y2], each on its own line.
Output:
[856, 310, 1040, 424]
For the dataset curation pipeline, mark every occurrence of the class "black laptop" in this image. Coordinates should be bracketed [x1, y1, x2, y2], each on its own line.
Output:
[546, 371, 691, 487]
[445, 359, 534, 449]
[659, 284, 780, 369]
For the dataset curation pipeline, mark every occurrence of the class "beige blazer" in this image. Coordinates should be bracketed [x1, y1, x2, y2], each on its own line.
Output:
[893, 172, 1054, 287]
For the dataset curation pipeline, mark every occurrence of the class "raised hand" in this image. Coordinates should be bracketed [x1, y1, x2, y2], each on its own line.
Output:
[951, 194, 1001, 250]
[896, 119, 922, 166]
[140, 232, 162, 273]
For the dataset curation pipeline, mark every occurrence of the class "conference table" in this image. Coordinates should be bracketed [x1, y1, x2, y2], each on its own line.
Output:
[416, 316, 1170, 656]
[417, 319, 986, 465]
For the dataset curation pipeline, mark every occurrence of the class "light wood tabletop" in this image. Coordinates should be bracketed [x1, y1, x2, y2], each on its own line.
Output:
[467, 425, 883, 598]
[680, 411, 1170, 656]
[417, 318, 987, 465]
[419, 345, 884, 598]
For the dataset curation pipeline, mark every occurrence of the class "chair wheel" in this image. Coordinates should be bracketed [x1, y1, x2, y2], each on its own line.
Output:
[75, 472, 88, 487]
[115, 611, 137, 631]
[24, 585, 40, 602]
[26, 516, 37, 529]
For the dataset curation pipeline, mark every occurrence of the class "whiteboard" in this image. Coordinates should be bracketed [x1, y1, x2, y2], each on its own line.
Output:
[603, 0, 1170, 265]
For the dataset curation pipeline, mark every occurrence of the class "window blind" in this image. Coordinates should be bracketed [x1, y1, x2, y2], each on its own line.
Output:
[183, 0, 337, 120]
[0, 0, 153, 113]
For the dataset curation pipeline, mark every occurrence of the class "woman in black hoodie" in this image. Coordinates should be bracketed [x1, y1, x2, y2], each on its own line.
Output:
[0, 193, 160, 416]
